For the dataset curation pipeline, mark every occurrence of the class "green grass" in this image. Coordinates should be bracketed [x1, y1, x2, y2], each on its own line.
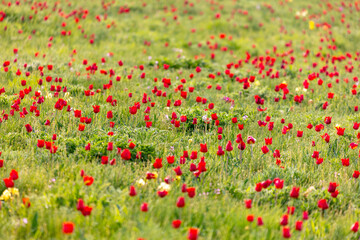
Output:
[0, 0, 360, 239]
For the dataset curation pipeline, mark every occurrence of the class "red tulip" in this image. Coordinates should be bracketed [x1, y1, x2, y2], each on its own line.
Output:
[78, 124, 85, 131]
[101, 156, 108, 165]
[247, 215, 254, 222]
[81, 206, 93, 216]
[312, 151, 319, 158]
[264, 138, 272, 145]
[303, 211, 309, 220]
[129, 142, 136, 149]
[282, 227, 291, 238]
[225, 141, 233, 151]
[217, 146, 225, 156]
[157, 190, 168, 198]
[173, 166, 182, 176]
[331, 190, 339, 198]
[172, 219, 182, 229]
[187, 187, 196, 198]
[37, 139, 45, 148]
[200, 143, 208, 153]
[121, 149, 131, 160]
[22, 197, 31, 208]
[92, 105, 100, 113]
[10, 169, 18, 180]
[153, 158, 163, 169]
[83, 176, 94, 186]
[280, 214, 288, 226]
[257, 217, 264, 226]
[287, 206, 295, 215]
[295, 221, 303, 231]
[167, 155, 175, 164]
[176, 197, 185, 208]
[3, 177, 14, 188]
[255, 183, 263, 192]
[25, 124, 33, 133]
[327, 182, 337, 193]
[274, 179, 284, 189]
[261, 145, 269, 154]
[290, 187, 300, 198]
[188, 228, 199, 240]
[182, 184, 187, 193]
[317, 199, 329, 210]
[351, 222, 359, 233]
[62, 222, 74, 234]
[77, 199, 85, 211]
[141, 202, 148, 212]
[244, 199, 252, 209]
[247, 136, 256, 144]
[324, 116, 332, 125]
[129, 185, 137, 197]
[335, 127, 345, 136]
[341, 158, 349, 166]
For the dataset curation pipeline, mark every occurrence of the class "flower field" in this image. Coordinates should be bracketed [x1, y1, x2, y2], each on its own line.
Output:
[0, 0, 360, 239]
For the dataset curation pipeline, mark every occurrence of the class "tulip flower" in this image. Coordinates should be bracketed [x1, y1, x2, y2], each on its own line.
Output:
[62, 222, 74, 234]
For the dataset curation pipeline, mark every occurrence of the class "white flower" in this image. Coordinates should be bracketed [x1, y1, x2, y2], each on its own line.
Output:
[158, 182, 171, 191]
[45, 92, 52, 99]
[136, 179, 146, 186]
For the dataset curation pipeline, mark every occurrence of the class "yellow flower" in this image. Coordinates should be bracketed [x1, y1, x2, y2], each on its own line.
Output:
[175, 176, 181, 181]
[9, 188, 19, 197]
[0, 190, 11, 201]
[0, 188, 19, 201]
[254, 80, 260, 86]
[309, 21, 315, 30]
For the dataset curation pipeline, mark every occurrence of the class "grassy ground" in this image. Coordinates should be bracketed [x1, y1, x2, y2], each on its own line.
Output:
[0, 0, 360, 239]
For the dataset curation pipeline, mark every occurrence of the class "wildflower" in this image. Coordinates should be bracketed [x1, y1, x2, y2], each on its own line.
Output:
[62, 222, 74, 234]
[172, 220, 181, 229]
[188, 228, 199, 240]
[318, 199, 329, 210]
[141, 203, 148, 212]
[247, 215, 254, 222]
[83, 176, 94, 186]
[351, 222, 359, 233]
[290, 187, 300, 198]
[335, 127, 345, 136]
[282, 227, 291, 238]
[176, 197, 185, 208]
[341, 158, 349, 166]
